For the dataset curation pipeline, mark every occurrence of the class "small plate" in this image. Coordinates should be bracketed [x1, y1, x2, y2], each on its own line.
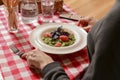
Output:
[29, 23, 87, 54]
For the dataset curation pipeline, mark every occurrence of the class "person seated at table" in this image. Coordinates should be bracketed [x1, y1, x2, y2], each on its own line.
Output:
[22, 0, 120, 79]
[21, 16, 95, 80]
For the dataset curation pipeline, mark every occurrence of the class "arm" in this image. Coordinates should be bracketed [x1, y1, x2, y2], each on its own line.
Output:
[82, 0, 120, 80]
[21, 49, 70, 80]
[42, 62, 69, 80]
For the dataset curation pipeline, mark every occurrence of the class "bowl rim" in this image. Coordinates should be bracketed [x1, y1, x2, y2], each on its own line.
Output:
[29, 23, 87, 54]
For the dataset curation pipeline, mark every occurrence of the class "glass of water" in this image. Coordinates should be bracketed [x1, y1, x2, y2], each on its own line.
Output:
[21, 0, 38, 24]
[41, 0, 54, 22]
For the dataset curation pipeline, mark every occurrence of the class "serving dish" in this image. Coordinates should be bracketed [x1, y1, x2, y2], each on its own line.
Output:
[29, 23, 87, 54]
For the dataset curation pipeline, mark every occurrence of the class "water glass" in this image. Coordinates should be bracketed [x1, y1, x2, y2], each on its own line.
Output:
[21, 0, 38, 24]
[41, 0, 54, 22]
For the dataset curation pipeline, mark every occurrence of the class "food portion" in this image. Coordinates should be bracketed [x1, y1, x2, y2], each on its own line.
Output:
[42, 26, 75, 47]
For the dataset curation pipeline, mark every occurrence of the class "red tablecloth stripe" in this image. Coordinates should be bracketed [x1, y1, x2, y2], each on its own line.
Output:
[0, 5, 89, 80]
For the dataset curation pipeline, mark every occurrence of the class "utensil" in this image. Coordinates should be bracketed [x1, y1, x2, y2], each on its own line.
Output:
[59, 13, 83, 21]
[9, 44, 41, 74]
[10, 44, 23, 57]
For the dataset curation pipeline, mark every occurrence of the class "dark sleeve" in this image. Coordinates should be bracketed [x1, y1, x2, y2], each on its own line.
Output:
[41, 62, 70, 80]
[82, 0, 120, 80]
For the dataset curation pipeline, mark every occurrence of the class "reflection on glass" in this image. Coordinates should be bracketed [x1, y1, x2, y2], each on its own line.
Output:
[41, 0, 54, 23]
[21, 0, 38, 24]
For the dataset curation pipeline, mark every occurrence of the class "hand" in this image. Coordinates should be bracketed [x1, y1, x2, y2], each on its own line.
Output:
[77, 16, 97, 32]
[21, 49, 54, 70]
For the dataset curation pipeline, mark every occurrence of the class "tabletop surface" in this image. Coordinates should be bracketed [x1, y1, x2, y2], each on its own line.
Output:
[0, 5, 89, 80]
[64, 0, 115, 20]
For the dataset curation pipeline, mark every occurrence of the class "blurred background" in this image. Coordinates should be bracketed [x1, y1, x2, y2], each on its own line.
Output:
[0, 0, 115, 20]
[64, 0, 115, 20]
[0, 0, 3, 5]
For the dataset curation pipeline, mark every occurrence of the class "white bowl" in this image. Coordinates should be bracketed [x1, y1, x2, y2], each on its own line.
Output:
[29, 23, 87, 54]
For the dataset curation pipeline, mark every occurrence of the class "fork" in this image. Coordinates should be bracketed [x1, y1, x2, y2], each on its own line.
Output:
[10, 44, 23, 57]
[9, 44, 41, 74]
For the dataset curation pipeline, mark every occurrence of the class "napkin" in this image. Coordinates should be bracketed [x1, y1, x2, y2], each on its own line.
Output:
[0, 71, 3, 80]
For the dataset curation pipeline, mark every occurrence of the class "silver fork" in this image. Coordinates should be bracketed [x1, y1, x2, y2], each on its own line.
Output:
[10, 44, 23, 57]
[10, 44, 41, 74]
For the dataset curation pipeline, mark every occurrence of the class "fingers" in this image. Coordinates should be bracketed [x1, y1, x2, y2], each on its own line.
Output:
[21, 52, 28, 59]
[21, 50, 36, 59]
[82, 25, 92, 32]
[77, 17, 89, 27]
[26, 51, 39, 67]
[77, 16, 96, 32]
[27, 55, 36, 68]
[77, 16, 96, 25]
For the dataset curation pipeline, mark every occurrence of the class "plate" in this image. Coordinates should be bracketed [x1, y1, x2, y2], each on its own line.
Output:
[29, 23, 87, 54]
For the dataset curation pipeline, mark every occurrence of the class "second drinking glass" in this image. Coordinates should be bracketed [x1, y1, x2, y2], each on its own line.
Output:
[41, 0, 54, 23]
[21, 0, 38, 24]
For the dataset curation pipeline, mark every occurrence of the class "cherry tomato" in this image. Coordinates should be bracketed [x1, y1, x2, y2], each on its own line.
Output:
[43, 32, 52, 37]
[59, 35, 69, 42]
[55, 42, 62, 47]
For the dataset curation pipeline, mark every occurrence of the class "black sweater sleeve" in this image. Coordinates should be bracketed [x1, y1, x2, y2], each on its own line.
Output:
[41, 62, 70, 80]
[82, 0, 120, 80]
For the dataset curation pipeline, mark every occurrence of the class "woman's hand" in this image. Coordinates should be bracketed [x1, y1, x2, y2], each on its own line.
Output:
[21, 49, 54, 70]
[77, 16, 97, 32]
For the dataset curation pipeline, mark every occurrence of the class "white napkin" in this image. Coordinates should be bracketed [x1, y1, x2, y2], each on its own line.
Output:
[0, 71, 3, 80]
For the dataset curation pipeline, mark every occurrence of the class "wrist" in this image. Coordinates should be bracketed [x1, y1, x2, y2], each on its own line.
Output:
[40, 60, 54, 70]
[41, 62, 63, 76]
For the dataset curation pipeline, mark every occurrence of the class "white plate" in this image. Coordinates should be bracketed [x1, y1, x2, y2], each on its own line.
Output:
[29, 23, 87, 54]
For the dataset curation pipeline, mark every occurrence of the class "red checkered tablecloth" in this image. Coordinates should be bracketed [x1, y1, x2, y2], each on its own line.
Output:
[0, 5, 89, 80]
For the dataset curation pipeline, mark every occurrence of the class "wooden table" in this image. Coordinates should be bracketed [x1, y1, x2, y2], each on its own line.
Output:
[64, 0, 115, 20]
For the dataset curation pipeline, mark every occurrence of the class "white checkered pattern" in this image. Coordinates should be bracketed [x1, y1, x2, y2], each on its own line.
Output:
[0, 5, 89, 80]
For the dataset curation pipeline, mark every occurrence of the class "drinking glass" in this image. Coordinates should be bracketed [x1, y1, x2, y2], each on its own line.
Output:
[2, 0, 19, 33]
[41, 0, 54, 22]
[21, 0, 38, 24]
